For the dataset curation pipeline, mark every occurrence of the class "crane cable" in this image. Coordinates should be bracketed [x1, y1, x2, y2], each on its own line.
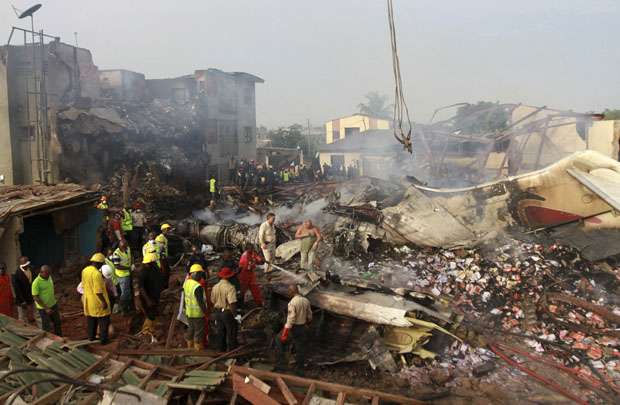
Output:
[387, 0, 413, 153]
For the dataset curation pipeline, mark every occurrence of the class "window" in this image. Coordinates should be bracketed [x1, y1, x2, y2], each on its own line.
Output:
[344, 127, 360, 138]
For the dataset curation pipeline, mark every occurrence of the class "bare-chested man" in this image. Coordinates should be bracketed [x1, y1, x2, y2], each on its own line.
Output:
[294, 220, 322, 270]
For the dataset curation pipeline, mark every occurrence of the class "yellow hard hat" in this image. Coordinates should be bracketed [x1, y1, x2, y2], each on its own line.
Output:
[161, 223, 172, 231]
[189, 264, 205, 274]
[90, 253, 106, 263]
[142, 252, 158, 264]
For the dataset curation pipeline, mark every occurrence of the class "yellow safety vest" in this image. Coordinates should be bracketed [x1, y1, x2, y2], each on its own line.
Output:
[283, 171, 290, 182]
[96, 202, 109, 210]
[209, 178, 216, 193]
[113, 247, 132, 278]
[121, 209, 133, 232]
[183, 278, 204, 318]
[155, 234, 168, 258]
[142, 241, 161, 268]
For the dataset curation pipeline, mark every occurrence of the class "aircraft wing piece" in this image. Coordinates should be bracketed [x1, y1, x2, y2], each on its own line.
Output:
[567, 167, 620, 212]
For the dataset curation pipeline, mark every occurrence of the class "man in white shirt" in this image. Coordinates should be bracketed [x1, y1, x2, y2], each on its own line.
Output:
[257, 213, 276, 273]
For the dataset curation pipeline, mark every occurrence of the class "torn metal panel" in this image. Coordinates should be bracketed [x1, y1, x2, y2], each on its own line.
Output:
[567, 167, 620, 212]
[306, 288, 451, 327]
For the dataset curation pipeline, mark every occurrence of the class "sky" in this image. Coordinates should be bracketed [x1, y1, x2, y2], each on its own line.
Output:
[2, 0, 619, 128]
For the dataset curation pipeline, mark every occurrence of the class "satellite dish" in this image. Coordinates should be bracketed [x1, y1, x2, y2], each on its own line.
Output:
[18, 4, 42, 19]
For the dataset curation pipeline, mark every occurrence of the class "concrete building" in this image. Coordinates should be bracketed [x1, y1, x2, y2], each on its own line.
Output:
[325, 114, 391, 144]
[0, 38, 100, 186]
[99, 69, 146, 102]
[146, 69, 264, 181]
[319, 129, 408, 178]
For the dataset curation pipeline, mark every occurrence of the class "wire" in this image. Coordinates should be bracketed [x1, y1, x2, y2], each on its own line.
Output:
[387, 0, 413, 153]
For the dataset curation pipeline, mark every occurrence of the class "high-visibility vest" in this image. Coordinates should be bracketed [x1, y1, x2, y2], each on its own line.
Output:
[155, 234, 168, 258]
[113, 247, 132, 278]
[209, 178, 216, 193]
[183, 278, 204, 318]
[121, 209, 133, 232]
[96, 202, 109, 210]
[142, 241, 161, 268]
[283, 171, 290, 182]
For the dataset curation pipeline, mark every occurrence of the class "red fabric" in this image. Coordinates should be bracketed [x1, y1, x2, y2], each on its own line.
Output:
[238, 250, 263, 272]
[0, 275, 14, 317]
[239, 269, 263, 306]
[280, 327, 290, 343]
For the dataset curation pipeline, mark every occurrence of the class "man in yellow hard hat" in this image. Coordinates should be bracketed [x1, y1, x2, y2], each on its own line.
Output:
[136, 251, 162, 335]
[183, 264, 208, 350]
[81, 253, 111, 344]
[156, 224, 172, 288]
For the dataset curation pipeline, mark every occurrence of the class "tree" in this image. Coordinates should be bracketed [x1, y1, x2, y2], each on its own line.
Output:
[454, 101, 509, 134]
[603, 109, 620, 120]
[357, 92, 393, 119]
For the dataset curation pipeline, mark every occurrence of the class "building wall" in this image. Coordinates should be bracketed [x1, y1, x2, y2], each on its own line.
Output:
[0, 41, 100, 185]
[100, 70, 146, 101]
[146, 76, 196, 103]
[587, 120, 620, 159]
[195, 69, 260, 181]
[325, 115, 390, 144]
[319, 152, 362, 172]
[0, 216, 23, 272]
[0, 54, 12, 185]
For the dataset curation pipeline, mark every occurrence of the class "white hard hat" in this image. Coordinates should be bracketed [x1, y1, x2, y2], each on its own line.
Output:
[101, 265, 113, 279]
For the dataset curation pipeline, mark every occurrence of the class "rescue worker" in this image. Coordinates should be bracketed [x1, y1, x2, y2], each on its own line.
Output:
[276, 284, 312, 375]
[282, 169, 290, 183]
[142, 231, 161, 260]
[295, 220, 322, 270]
[220, 249, 241, 306]
[12, 256, 37, 325]
[105, 249, 120, 313]
[107, 211, 123, 250]
[183, 264, 208, 350]
[209, 175, 217, 201]
[258, 213, 277, 273]
[136, 252, 162, 335]
[96, 196, 109, 211]
[238, 244, 264, 307]
[81, 253, 111, 344]
[130, 202, 146, 252]
[121, 205, 133, 241]
[31, 265, 62, 336]
[210, 267, 238, 352]
[112, 240, 133, 314]
[156, 223, 172, 288]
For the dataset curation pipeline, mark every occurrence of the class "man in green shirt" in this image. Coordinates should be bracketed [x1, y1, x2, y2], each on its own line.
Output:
[32, 265, 62, 336]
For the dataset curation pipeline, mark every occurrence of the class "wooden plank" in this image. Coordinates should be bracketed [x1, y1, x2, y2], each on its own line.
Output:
[196, 391, 206, 405]
[232, 366, 424, 404]
[232, 373, 279, 405]
[302, 383, 316, 405]
[165, 300, 181, 349]
[248, 374, 271, 394]
[336, 392, 346, 405]
[139, 366, 158, 389]
[229, 391, 238, 405]
[371, 396, 380, 405]
[31, 352, 111, 405]
[276, 376, 298, 405]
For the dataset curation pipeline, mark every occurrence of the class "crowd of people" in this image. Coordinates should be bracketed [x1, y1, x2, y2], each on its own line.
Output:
[0, 202, 320, 375]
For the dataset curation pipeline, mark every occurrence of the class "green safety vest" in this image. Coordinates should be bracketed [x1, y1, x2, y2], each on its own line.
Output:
[113, 247, 132, 278]
[183, 278, 204, 318]
[121, 209, 133, 232]
[209, 179, 216, 193]
[283, 172, 290, 182]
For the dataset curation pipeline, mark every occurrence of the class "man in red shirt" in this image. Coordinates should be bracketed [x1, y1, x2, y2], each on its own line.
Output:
[106, 211, 123, 250]
[238, 244, 264, 307]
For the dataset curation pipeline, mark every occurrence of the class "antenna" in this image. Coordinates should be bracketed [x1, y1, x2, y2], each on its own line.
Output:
[10, 3, 21, 17]
[18, 3, 41, 19]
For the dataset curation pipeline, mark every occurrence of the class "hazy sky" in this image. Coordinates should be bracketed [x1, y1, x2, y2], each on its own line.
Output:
[2, 1, 619, 127]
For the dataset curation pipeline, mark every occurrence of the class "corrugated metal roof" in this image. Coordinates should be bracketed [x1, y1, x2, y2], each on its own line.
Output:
[0, 184, 98, 223]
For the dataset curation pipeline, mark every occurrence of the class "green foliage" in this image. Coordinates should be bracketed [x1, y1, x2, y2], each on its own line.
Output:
[454, 101, 509, 134]
[603, 109, 620, 120]
[357, 92, 393, 119]
[267, 124, 320, 157]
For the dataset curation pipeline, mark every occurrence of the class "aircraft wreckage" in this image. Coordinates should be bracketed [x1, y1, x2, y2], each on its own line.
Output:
[330, 149, 620, 261]
[182, 150, 620, 262]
